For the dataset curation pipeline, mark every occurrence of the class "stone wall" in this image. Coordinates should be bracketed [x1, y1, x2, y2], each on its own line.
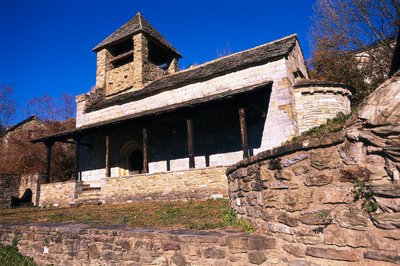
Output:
[19, 174, 44, 206]
[100, 166, 228, 203]
[226, 131, 400, 265]
[0, 174, 20, 208]
[294, 84, 352, 133]
[106, 62, 134, 95]
[0, 224, 283, 266]
[39, 181, 82, 208]
[77, 56, 298, 153]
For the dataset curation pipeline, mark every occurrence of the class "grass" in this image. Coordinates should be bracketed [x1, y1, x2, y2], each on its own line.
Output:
[0, 236, 36, 266]
[285, 112, 351, 144]
[0, 199, 254, 232]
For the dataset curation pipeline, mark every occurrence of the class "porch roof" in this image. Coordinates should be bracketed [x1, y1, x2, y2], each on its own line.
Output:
[31, 80, 273, 144]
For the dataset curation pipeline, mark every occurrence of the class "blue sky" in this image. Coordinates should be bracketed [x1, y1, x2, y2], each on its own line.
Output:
[0, 0, 316, 121]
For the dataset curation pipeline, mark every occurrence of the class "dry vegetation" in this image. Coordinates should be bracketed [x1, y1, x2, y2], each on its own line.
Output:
[0, 200, 255, 232]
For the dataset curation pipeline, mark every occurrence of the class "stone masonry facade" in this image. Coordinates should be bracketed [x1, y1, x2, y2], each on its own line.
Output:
[226, 129, 400, 265]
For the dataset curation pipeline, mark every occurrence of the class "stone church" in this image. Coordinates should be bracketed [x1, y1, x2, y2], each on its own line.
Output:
[33, 13, 352, 206]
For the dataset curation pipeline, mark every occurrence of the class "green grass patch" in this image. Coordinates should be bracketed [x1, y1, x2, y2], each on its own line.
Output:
[0, 237, 36, 266]
[0, 199, 253, 232]
[286, 112, 351, 144]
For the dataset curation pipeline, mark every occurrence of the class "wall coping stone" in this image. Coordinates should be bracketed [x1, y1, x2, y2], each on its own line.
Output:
[226, 131, 345, 175]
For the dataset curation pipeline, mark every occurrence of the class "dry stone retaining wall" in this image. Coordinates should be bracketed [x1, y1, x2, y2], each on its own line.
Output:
[226, 131, 400, 265]
[39, 181, 82, 208]
[0, 224, 282, 266]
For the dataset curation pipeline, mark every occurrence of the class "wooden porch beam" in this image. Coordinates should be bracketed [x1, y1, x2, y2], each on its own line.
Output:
[186, 117, 195, 168]
[143, 128, 149, 173]
[238, 107, 250, 159]
[105, 135, 111, 177]
[44, 141, 54, 183]
[74, 137, 81, 181]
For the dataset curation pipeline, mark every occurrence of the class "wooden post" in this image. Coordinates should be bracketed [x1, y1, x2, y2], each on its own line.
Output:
[143, 127, 149, 173]
[238, 107, 250, 159]
[187, 117, 195, 168]
[45, 141, 53, 183]
[105, 135, 110, 177]
[74, 137, 81, 181]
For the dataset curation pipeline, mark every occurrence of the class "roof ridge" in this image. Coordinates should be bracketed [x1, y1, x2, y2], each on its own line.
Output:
[172, 34, 298, 75]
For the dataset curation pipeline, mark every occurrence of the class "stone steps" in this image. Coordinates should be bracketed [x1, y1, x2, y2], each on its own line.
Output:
[70, 185, 103, 206]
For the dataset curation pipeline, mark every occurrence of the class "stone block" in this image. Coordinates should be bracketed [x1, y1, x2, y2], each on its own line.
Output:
[202, 246, 226, 259]
[278, 212, 299, 227]
[283, 244, 305, 258]
[363, 250, 400, 264]
[304, 174, 332, 187]
[305, 247, 359, 262]
[299, 209, 332, 225]
[310, 149, 341, 170]
[370, 212, 400, 229]
[370, 184, 400, 198]
[248, 250, 267, 265]
[323, 225, 377, 248]
[337, 207, 369, 231]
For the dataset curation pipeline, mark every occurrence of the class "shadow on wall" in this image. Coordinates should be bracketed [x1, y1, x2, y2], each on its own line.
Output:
[10, 188, 32, 207]
[79, 87, 271, 173]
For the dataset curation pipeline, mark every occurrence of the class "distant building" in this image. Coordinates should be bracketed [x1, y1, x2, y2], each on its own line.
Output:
[1, 115, 46, 146]
[32, 13, 352, 205]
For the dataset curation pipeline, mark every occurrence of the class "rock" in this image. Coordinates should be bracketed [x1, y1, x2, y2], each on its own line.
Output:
[299, 210, 332, 225]
[366, 165, 388, 180]
[171, 253, 188, 266]
[337, 207, 369, 231]
[162, 242, 180, 251]
[321, 187, 353, 204]
[370, 212, 400, 229]
[323, 225, 376, 248]
[281, 153, 308, 167]
[288, 260, 319, 266]
[283, 244, 305, 258]
[363, 250, 400, 264]
[248, 251, 267, 265]
[247, 235, 276, 250]
[375, 197, 400, 212]
[305, 247, 359, 262]
[339, 141, 364, 165]
[310, 149, 341, 170]
[259, 164, 274, 181]
[304, 174, 333, 187]
[268, 223, 293, 235]
[292, 165, 309, 176]
[87, 245, 100, 259]
[202, 246, 226, 259]
[282, 190, 313, 212]
[370, 184, 400, 198]
[275, 169, 293, 181]
[278, 212, 299, 227]
[340, 166, 371, 182]
[268, 181, 290, 190]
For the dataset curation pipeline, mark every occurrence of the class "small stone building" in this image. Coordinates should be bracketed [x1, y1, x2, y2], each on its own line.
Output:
[33, 13, 352, 206]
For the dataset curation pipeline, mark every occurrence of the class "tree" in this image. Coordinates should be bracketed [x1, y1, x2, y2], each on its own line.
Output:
[0, 85, 16, 133]
[24, 92, 76, 122]
[309, 0, 400, 104]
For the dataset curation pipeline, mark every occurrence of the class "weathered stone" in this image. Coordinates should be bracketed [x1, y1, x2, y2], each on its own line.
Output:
[202, 246, 226, 259]
[321, 187, 353, 204]
[248, 250, 267, 265]
[162, 242, 180, 251]
[363, 250, 400, 264]
[283, 244, 305, 258]
[323, 225, 376, 248]
[288, 259, 319, 266]
[337, 207, 369, 231]
[299, 210, 332, 225]
[259, 165, 274, 181]
[275, 169, 293, 181]
[171, 252, 188, 266]
[268, 223, 293, 235]
[87, 244, 100, 259]
[225, 235, 248, 253]
[281, 153, 308, 167]
[304, 174, 332, 187]
[305, 247, 359, 262]
[370, 184, 400, 198]
[370, 212, 400, 229]
[310, 149, 341, 170]
[247, 235, 276, 250]
[375, 197, 400, 212]
[295, 228, 323, 245]
[366, 165, 388, 180]
[339, 141, 364, 165]
[268, 181, 290, 190]
[340, 166, 371, 182]
[247, 164, 259, 176]
[278, 212, 298, 227]
[282, 190, 313, 212]
[292, 165, 309, 176]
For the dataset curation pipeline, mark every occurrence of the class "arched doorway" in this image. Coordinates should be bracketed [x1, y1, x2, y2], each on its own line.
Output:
[119, 141, 143, 176]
